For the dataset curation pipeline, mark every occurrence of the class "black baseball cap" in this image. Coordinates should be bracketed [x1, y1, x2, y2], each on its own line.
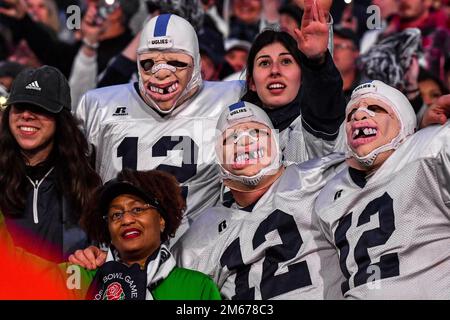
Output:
[99, 178, 163, 218]
[6, 65, 71, 113]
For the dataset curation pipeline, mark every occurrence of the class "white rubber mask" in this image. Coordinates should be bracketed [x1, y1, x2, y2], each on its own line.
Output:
[346, 80, 416, 167]
[137, 14, 202, 114]
[215, 101, 282, 187]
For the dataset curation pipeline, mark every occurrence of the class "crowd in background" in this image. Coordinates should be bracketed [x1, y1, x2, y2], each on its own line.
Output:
[0, 0, 448, 110]
[0, 0, 450, 300]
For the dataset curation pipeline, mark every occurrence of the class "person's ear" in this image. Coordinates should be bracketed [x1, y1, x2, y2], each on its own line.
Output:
[249, 76, 256, 92]
[160, 217, 166, 233]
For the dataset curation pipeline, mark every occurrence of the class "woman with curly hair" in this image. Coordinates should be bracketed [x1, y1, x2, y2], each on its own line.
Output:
[0, 65, 101, 262]
[72, 169, 220, 300]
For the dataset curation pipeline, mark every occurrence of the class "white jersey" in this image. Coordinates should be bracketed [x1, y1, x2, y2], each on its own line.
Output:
[173, 153, 346, 300]
[315, 122, 450, 299]
[280, 116, 346, 166]
[75, 80, 244, 240]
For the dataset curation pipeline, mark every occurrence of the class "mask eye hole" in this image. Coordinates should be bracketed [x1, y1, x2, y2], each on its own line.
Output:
[167, 60, 189, 68]
[367, 105, 388, 114]
[140, 59, 155, 72]
[347, 108, 357, 122]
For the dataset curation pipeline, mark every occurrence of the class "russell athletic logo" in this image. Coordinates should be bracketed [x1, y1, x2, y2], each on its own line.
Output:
[25, 81, 42, 91]
[113, 106, 128, 116]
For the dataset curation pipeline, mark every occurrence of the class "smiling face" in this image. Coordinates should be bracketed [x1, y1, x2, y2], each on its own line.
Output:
[138, 51, 194, 112]
[232, 0, 262, 24]
[108, 194, 165, 265]
[249, 42, 301, 109]
[220, 121, 274, 177]
[345, 97, 400, 164]
[9, 104, 56, 165]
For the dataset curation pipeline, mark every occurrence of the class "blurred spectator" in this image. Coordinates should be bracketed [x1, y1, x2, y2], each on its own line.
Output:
[145, 0, 205, 32]
[279, 2, 303, 38]
[418, 67, 449, 107]
[358, 28, 424, 113]
[198, 26, 225, 81]
[0, 84, 7, 116]
[7, 40, 42, 68]
[68, 0, 139, 107]
[3, 0, 62, 70]
[360, 0, 400, 54]
[0, 0, 138, 78]
[0, 27, 9, 61]
[397, 0, 449, 78]
[336, 1, 371, 42]
[445, 55, 450, 90]
[26, 0, 60, 33]
[398, 0, 447, 31]
[0, 61, 27, 91]
[228, 0, 264, 42]
[224, 38, 250, 74]
[201, 0, 229, 37]
[333, 25, 360, 103]
[0, 66, 101, 263]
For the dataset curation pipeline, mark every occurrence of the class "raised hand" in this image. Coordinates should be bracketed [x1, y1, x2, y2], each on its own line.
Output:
[420, 95, 450, 128]
[294, 0, 329, 61]
[0, 0, 27, 20]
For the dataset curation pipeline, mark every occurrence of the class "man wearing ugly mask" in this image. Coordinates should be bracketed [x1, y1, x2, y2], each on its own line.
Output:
[314, 80, 450, 299]
[173, 101, 346, 300]
[75, 14, 244, 242]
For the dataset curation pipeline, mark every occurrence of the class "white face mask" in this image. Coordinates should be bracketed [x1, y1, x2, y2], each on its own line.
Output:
[137, 51, 199, 114]
[136, 14, 203, 114]
[215, 101, 282, 188]
[345, 81, 416, 167]
[346, 106, 396, 167]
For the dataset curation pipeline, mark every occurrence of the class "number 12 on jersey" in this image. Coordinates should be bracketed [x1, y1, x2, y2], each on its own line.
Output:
[117, 136, 199, 199]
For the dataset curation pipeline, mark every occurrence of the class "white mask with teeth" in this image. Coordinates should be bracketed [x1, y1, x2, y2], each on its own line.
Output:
[215, 101, 282, 187]
[346, 80, 416, 167]
[137, 14, 202, 114]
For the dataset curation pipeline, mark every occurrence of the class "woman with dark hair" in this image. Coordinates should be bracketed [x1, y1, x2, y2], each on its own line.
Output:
[242, 0, 346, 164]
[71, 168, 221, 300]
[0, 65, 101, 262]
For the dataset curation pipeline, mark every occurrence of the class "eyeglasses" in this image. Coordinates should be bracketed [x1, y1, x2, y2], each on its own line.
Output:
[139, 58, 192, 73]
[103, 203, 156, 222]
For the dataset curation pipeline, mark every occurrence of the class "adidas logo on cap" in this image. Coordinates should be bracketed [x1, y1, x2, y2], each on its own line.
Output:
[25, 81, 41, 91]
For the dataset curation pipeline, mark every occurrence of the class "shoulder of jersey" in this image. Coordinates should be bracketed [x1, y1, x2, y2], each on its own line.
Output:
[373, 123, 450, 178]
[311, 156, 350, 213]
[202, 79, 245, 92]
[178, 205, 233, 246]
[200, 80, 245, 103]
[84, 83, 134, 102]
[398, 123, 450, 158]
[176, 80, 245, 117]
[276, 152, 346, 195]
